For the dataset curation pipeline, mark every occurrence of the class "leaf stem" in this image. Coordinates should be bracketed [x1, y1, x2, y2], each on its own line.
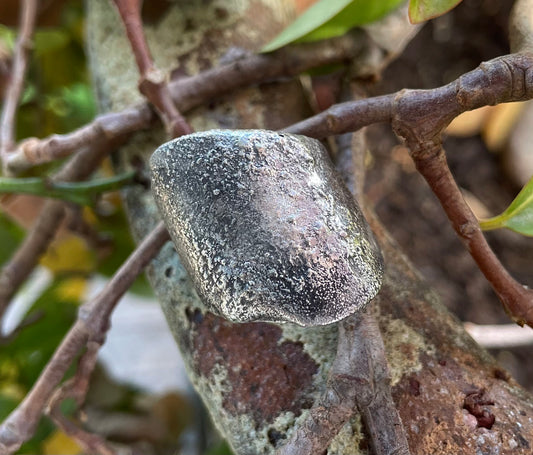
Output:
[478, 216, 505, 231]
[0, 171, 137, 205]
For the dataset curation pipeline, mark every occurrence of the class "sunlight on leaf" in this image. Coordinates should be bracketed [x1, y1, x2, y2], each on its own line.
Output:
[0, 380, 25, 401]
[409, 0, 463, 24]
[479, 175, 533, 236]
[262, 0, 403, 52]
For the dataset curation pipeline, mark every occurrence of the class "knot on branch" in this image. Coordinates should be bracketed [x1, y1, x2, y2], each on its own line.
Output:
[391, 89, 454, 149]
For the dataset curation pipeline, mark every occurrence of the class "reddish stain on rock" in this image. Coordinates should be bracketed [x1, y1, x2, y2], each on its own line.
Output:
[187, 310, 318, 425]
[463, 389, 495, 430]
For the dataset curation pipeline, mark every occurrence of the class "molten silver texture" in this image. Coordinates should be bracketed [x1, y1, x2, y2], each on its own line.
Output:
[150, 130, 383, 326]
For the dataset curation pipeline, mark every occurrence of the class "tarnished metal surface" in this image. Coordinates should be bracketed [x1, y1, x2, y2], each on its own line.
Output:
[150, 130, 383, 326]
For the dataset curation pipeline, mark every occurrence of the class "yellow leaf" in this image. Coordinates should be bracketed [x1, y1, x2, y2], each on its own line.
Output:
[43, 430, 82, 455]
[55, 277, 88, 301]
[40, 234, 95, 274]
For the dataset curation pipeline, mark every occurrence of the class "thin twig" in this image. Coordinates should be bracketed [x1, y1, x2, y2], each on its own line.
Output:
[0, 0, 38, 174]
[46, 342, 119, 455]
[284, 94, 393, 137]
[275, 312, 409, 455]
[0, 171, 136, 205]
[0, 222, 169, 455]
[7, 106, 153, 173]
[112, 0, 192, 137]
[276, 101, 409, 454]
[287, 53, 533, 328]
[410, 143, 533, 326]
[5, 32, 367, 173]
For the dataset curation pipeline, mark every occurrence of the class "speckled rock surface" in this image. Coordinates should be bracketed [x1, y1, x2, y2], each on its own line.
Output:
[150, 130, 383, 326]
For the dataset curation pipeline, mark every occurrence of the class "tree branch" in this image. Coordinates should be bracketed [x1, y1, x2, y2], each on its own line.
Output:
[5, 32, 367, 173]
[112, 0, 191, 137]
[286, 52, 533, 328]
[410, 142, 533, 326]
[0, 222, 169, 455]
[0, 0, 37, 174]
[275, 311, 409, 455]
[46, 342, 119, 455]
[0, 136, 118, 320]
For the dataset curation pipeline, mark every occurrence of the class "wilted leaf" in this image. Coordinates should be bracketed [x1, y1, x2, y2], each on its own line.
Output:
[409, 0, 463, 24]
[479, 175, 533, 236]
[262, 0, 403, 52]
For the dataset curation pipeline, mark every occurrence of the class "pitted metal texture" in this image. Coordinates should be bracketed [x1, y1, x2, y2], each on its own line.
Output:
[150, 130, 383, 326]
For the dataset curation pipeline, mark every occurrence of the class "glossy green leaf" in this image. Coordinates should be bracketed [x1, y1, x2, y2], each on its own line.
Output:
[409, 0, 463, 24]
[262, 0, 404, 52]
[479, 175, 533, 236]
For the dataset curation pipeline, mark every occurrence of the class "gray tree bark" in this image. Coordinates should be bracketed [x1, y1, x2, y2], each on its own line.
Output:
[86, 1, 533, 453]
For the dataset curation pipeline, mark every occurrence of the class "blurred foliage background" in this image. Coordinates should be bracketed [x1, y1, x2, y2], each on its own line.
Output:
[0, 2, 165, 453]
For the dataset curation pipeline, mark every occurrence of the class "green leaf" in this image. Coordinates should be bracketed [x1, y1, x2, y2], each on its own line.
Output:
[479, 175, 533, 236]
[408, 0, 463, 24]
[262, 0, 404, 52]
[205, 440, 234, 455]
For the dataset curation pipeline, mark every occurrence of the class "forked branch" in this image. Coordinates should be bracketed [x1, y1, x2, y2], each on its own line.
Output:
[287, 52, 533, 327]
[5, 32, 366, 173]
[112, 0, 191, 136]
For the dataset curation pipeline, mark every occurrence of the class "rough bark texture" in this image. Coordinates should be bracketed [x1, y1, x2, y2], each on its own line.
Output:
[86, 1, 533, 453]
